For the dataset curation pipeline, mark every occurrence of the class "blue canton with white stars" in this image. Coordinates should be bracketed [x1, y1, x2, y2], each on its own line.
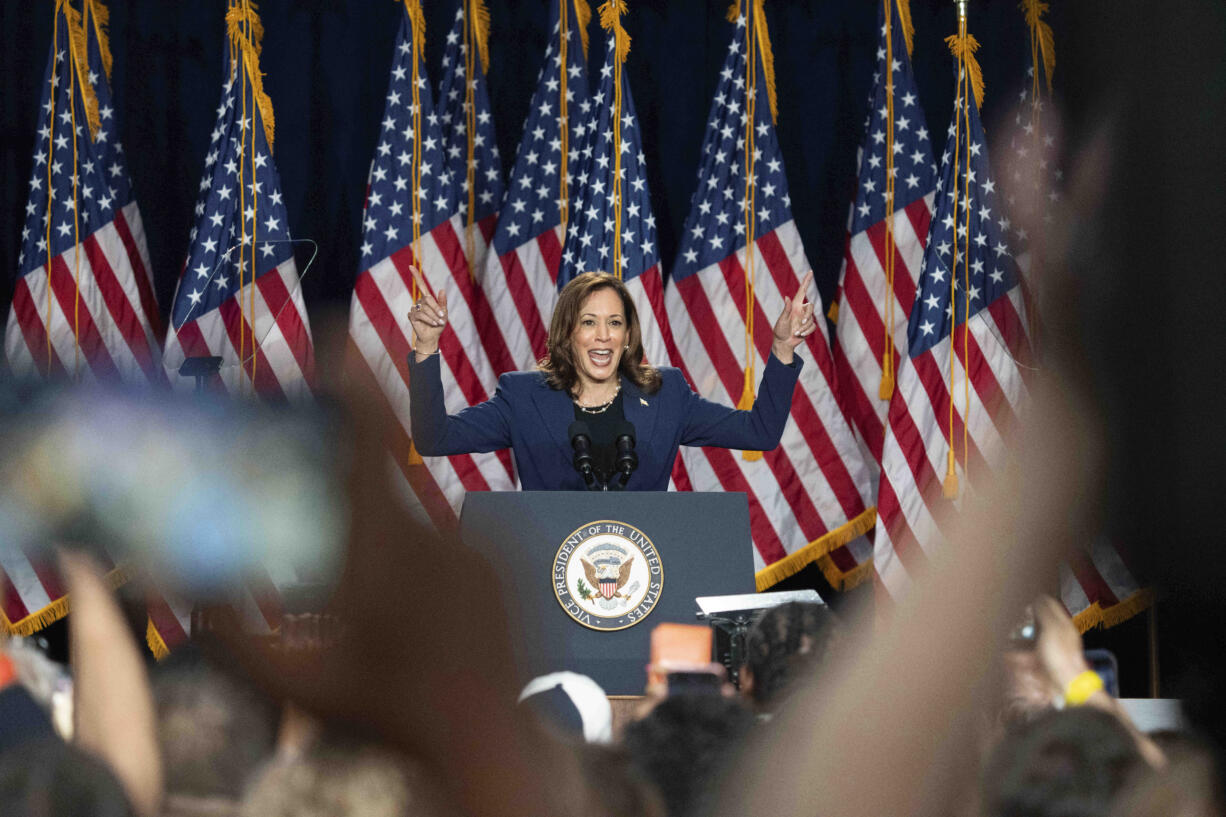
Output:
[907, 89, 1020, 357]
[83, 17, 136, 213]
[491, 1, 591, 259]
[173, 53, 294, 330]
[359, 11, 456, 267]
[849, 7, 937, 234]
[18, 20, 120, 277]
[436, 4, 504, 225]
[672, 7, 793, 283]
[558, 32, 658, 285]
[1005, 60, 1062, 256]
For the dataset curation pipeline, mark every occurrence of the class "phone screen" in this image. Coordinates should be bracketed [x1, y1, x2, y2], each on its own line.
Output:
[666, 671, 724, 697]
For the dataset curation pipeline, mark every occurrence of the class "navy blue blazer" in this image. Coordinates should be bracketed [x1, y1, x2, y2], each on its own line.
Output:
[407, 352, 803, 490]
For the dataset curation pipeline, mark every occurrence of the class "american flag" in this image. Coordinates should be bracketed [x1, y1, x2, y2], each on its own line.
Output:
[1006, 13, 1151, 630]
[437, 1, 506, 315]
[665, 2, 876, 590]
[2, 543, 128, 640]
[148, 5, 312, 652]
[163, 6, 314, 400]
[559, 4, 671, 369]
[480, 0, 592, 371]
[5, 0, 163, 384]
[145, 549, 295, 656]
[346, 1, 516, 532]
[873, 65, 1034, 598]
[1005, 62, 1060, 288]
[832, 1, 936, 469]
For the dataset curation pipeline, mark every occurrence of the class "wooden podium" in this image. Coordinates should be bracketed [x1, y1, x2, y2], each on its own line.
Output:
[459, 491, 753, 695]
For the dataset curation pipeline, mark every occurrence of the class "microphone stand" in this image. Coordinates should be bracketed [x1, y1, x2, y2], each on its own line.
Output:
[613, 423, 638, 490]
[568, 421, 603, 491]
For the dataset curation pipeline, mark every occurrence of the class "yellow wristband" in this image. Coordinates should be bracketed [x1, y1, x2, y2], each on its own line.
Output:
[1064, 670, 1104, 706]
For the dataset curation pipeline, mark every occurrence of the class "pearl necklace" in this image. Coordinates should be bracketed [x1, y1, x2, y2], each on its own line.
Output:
[574, 383, 621, 415]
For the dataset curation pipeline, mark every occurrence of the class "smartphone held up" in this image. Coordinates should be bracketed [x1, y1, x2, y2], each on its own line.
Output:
[0, 382, 347, 605]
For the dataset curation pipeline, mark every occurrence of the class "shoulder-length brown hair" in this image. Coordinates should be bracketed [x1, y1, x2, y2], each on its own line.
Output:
[538, 272, 662, 395]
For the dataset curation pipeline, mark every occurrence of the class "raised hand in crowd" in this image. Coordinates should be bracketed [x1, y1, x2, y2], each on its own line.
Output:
[60, 549, 163, 817]
[712, 378, 1105, 817]
[1032, 594, 1165, 769]
[770, 270, 817, 364]
[207, 372, 598, 817]
[407, 265, 448, 361]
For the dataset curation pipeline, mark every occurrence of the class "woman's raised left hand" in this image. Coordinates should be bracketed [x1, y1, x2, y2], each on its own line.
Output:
[771, 270, 817, 363]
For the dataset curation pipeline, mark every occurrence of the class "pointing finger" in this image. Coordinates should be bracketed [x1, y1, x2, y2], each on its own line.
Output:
[793, 270, 814, 307]
[408, 265, 430, 298]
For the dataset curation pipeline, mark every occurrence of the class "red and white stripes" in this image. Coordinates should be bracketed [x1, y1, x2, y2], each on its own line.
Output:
[479, 224, 564, 372]
[6, 203, 164, 385]
[666, 221, 876, 589]
[163, 256, 314, 401]
[874, 287, 1033, 597]
[832, 195, 933, 466]
[348, 213, 518, 531]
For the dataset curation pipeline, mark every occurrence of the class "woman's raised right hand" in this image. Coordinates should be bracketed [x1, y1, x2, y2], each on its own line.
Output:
[406, 265, 448, 358]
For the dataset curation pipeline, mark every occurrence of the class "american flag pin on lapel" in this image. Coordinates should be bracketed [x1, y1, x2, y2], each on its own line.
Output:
[640, 398, 649, 407]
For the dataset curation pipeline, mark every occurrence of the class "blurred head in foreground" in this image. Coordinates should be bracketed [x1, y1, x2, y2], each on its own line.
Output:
[624, 694, 755, 817]
[741, 601, 842, 712]
[981, 707, 1143, 817]
[152, 647, 280, 801]
[518, 671, 613, 744]
[0, 737, 135, 817]
[241, 737, 428, 817]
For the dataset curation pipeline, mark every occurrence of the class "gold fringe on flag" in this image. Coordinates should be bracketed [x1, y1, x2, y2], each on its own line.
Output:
[752, 1, 777, 123]
[62, 1, 102, 139]
[574, 0, 592, 58]
[1071, 588, 1154, 634]
[754, 507, 877, 590]
[469, 0, 491, 74]
[895, 0, 914, 58]
[226, 2, 266, 55]
[599, 0, 630, 278]
[816, 550, 875, 591]
[598, 0, 631, 64]
[226, 3, 276, 150]
[83, 0, 114, 81]
[1021, 0, 1055, 93]
[1, 566, 130, 637]
[145, 618, 171, 660]
[944, 31, 985, 109]
[402, 0, 426, 63]
[725, 1, 777, 123]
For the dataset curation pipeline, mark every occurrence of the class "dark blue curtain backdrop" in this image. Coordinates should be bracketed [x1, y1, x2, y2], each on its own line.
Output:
[1, 0, 1064, 334]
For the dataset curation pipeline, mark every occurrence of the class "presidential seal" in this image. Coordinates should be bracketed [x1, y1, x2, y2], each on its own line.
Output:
[553, 520, 663, 631]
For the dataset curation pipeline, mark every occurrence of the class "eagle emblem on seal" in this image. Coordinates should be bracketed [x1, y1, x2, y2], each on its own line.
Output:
[554, 522, 662, 630]
[581, 554, 633, 600]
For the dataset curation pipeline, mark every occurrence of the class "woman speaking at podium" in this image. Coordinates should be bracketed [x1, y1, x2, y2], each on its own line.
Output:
[406, 270, 816, 491]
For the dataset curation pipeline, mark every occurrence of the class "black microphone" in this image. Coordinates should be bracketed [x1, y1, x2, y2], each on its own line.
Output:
[613, 421, 638, 489]
[568, 421, 599, 490]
